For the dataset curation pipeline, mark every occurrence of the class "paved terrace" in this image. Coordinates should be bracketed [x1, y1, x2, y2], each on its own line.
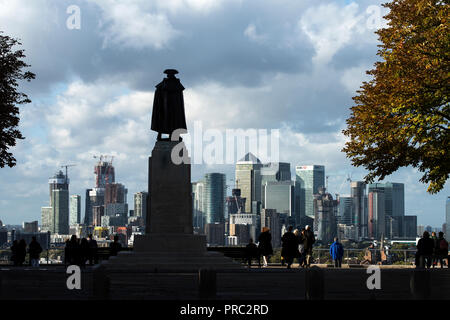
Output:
[0, 263, 449, 300]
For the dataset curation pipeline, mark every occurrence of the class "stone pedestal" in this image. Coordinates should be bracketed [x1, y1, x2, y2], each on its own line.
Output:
[103, 140, 240, 271]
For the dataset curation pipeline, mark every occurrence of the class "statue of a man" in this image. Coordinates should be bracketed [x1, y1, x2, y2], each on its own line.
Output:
[151, 69, 187, 141]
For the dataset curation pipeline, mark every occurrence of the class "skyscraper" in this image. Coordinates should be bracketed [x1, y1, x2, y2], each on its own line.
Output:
[41, 207, 52, 232]
[69, 195, 81, 226]
[235, 153, 262, 213]
[368, 191, 385, 239]
[368, 182, 404, 237]
[134, 191, 148, 224]
[262, 181, 295, 217]
[337, 195, 353, 225]
[105, 183, 127, 205]
[260, 162, 291, 206]
[261, 162, 290, 185]
[402, 215, 417, 238]
[295, 165, 325, 220]
[192, 181, 205, 232]
[351, 181, 367, 239]
[42, 170, 70, 234]
[51, 189, 69, 234]
[94, 158, 115, 188]
[84, 188, 93, 225]
[446, 197, 450, 238]
[48, 170, 69, 207]
[104, 183, 128, 221]
[226, 188, 246, 216]
[203, 173, 226, 224]
[313, 187, 338, 244]
[368, 182, 405, 217]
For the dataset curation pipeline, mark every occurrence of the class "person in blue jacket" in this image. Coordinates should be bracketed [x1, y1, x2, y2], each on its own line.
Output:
[330, 237, 344, 268]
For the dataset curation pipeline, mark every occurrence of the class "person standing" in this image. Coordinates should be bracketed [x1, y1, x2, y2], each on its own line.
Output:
[281, 227, 299, 269]
[245, 238, 260, 268]
[303, 225, 315, 268]
[298, 229, 306, 268]
[28, 236, 42, 267]
[330, 237, 344, 268]
[65, 235, 80, 266]
[431, 231, 438, 267]
[88, 234, 98, 265]
[258, 227, 273, 267]
[110, 235, 122, 256]
[436, 232, 448, 268]
[416, 231, 434, 269]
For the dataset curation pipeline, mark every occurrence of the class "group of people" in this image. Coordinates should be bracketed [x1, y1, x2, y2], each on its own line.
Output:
[280, 225, 316, 269]
[64, 234, 99, 266]
[244, 225, 317, 269]
[64, 234, 122, 266]
[10, 236, 43, 267]
[416, 231, 448, 268]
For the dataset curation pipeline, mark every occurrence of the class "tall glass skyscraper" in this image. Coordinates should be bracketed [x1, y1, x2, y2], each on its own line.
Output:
[351, 181, 367, 239]
[368, 182, 404, 237]
[295, 165, 325, 219]
[446, 197, 450, 238]
[368, 182, 405, 217]
[263, 181, 295, 217]
[337, 195, 353, 225]
[203, 173, 226, 224]
[235, 153, 262, 213]
[69, 195, 81, 226]
[260, 162, 291, 208]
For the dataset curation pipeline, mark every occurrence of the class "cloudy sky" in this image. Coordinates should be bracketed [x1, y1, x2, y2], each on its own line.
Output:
[0, 0, 448, 227]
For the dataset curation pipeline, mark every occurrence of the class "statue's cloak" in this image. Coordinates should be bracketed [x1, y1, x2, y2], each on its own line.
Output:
[151, 75, 187, 135]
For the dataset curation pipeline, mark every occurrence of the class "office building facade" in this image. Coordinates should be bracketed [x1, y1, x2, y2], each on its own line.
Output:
[351, 181, 367, 239]
[203, 173, 226, 224]
[313, 187, 338, 244]
[337, 195, 353, 225]
[295, 165, 325, 220]
[446, 197, 450, 238]
[235, 153, 262, 213]
[70, 195, 81, 226]
[262, 181, 295, 217]
[51, 189, 69, 234]
[134, 191, 148, 225]
[368, 191, 385, 240]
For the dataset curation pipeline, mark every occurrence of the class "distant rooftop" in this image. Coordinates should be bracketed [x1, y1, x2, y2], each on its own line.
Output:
[237, 152, 262, 164]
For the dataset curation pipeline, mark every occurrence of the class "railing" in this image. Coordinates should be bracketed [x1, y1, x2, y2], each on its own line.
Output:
[207, 246, 420, 266]
[0, 247, 133, 266]
[0, 246, 424, 266]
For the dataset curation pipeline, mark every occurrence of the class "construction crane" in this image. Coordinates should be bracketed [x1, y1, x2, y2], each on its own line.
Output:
[61, 164, 77, 184]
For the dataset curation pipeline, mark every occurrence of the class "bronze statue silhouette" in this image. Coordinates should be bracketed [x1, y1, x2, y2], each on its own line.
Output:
[151, 69, 187, 141]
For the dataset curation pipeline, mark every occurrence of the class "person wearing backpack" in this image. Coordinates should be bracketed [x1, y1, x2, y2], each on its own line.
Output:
[436, 232, 448, 268]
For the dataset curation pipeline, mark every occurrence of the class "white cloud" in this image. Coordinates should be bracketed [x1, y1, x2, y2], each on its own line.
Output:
[299, 2, 376, 65]
[154, 0, 230, 14]
[94, 0, 180, 49]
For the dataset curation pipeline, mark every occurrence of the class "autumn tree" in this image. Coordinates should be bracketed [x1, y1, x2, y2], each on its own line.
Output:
[0, 32, 35, 168]
[343, 0, 449, 193]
